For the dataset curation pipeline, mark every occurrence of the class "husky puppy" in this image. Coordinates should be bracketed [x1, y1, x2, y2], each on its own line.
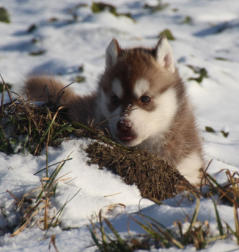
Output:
[25, 37, 204, 185]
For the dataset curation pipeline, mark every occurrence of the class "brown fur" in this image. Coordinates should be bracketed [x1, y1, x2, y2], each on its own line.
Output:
[25, 76, 96, 124]
[140, 94, 203, 167]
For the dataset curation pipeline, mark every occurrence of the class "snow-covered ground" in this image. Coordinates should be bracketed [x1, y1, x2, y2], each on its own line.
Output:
[0, 0, 239, 251]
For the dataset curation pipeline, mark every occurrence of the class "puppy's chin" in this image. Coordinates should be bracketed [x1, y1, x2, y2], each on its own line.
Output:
[114, 130, 141, 147]
[117, 136, 144, 147]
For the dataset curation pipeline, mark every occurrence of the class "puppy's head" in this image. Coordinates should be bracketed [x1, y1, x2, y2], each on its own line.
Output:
[98, 37, 182, 146]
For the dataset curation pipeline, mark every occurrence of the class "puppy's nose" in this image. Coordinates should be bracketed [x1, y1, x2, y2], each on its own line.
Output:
[117, 118, 132, 132]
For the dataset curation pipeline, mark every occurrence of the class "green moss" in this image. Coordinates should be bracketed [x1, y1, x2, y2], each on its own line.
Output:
[91, 2, 135, 21]
[205, 126, 216, 133]
[221, 130, 229, 138]
[215, 57, 228, 61]
[187, 65, 208, 84]
[91, 2, 116, 15]
[29, 49, 46, 56]
[205, 126, 229, 138]
[182, 16, 193, 25]
[0, 7, 10, 23]
[144, 1, 169, 12]
[159, 29, 175, 40]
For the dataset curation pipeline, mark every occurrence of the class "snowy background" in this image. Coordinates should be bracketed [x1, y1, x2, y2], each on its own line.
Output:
[0, 0, 239, 251]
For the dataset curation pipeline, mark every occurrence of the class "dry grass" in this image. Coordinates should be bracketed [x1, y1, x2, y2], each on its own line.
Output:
[8, 156, 74, 237]
[0, 93, 73, 156]
[2, 79, 239, 250]
[85, 139, 196, 201]
[72, 119, 199, 201]
[1, 79, 197, 201]
[90, 170, 239, 251]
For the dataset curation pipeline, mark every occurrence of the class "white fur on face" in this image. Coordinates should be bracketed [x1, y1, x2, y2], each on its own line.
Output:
[112, 78, 123, 98]
[134, 79, 150, 98]
[126, 87, 178, 146]
[177, 151, 203, 185]
[108, 106, 122, 138]
[97, 89, 110, 120]
[96, 88, 121, 138]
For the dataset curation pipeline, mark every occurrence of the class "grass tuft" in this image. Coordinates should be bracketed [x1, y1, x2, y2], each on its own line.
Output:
[91, 170, 239, 251]
[9, 156, 74, 236]
[0, 88, 73, 155]
[90, 210, 150, 251]
[90, 195, 230, 251]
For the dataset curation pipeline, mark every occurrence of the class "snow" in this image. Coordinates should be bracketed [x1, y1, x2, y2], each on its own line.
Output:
[0, 0, 239, 251]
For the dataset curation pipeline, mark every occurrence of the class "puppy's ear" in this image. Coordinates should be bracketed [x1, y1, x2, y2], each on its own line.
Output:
[155, 36, 175, 73]
[106, 39, 121, 68]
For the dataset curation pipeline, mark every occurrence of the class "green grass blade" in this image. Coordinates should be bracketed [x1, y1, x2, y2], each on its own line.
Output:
[104, 218, 124, 243]
[186, 197, 200, 234]
[212, 198, 224, 236]
[38, 106, 63, 148]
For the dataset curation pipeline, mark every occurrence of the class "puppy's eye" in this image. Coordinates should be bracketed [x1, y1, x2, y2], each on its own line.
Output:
[111, 94, 120, 106]
[140, 95, 151, 104]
